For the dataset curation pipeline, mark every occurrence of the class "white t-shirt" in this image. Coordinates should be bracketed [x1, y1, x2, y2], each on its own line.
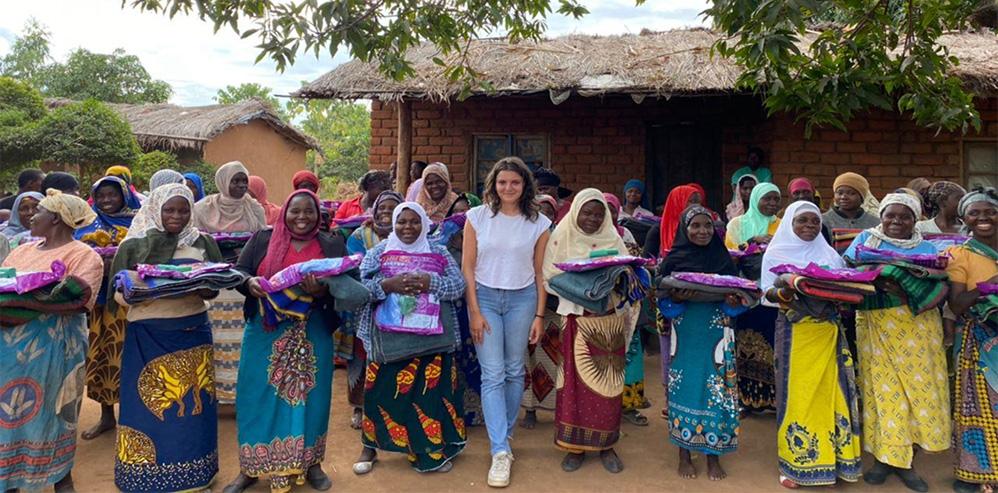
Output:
[467, 205, 551, 290]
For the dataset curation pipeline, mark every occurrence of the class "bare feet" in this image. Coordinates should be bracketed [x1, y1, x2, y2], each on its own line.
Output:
[306, 464, 332, 491]
[678, 449, 697, 479]
[221, 473, 257, 493]
[707, 455, 727, 481]
[81, 405, 116, 440]
[520, 410, 537, 429]
[350, 407, 363, 430]
[54, 471, 75, 493]
[600, 448, 624, 473]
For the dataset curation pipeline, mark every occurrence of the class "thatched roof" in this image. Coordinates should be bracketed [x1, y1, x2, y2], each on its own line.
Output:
[295, 28, 998, 102]
[46, 98, 320, 154]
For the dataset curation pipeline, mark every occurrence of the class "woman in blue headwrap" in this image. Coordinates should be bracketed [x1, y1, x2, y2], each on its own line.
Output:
[184, 172, 206, 202]
[620, 179, 652, 219]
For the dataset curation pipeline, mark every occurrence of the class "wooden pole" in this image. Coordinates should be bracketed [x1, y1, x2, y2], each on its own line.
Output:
[396, 99, 412, 194]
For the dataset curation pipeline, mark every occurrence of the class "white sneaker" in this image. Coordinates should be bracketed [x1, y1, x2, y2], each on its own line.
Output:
[487, 451, 514, 488]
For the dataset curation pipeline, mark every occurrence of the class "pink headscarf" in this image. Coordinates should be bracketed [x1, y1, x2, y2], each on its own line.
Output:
[257, 190, 321, 280]
[248, 175, 281, 226]
[789, 177, 814, 195]
[602, 192, 626, 237]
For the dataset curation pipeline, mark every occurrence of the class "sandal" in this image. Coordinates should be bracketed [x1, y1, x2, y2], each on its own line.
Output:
[638, 398, 652, 410]
[623, 410, 649, 426]
[779, 475, 799, 489]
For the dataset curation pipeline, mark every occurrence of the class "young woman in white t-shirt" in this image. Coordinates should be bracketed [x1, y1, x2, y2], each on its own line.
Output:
[462, 157, 551, 488]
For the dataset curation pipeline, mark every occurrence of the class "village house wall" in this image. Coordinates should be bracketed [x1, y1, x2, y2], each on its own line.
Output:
[203, 119, 309, 201]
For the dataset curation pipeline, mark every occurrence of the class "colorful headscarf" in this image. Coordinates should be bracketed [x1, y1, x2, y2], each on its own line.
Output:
[659, 185, 699, 255]
[623, 179, 648, 208]
[370, 190, 405, 237]
[416, 163, 459, 222]
[258, 190, 322, 279]
[863, 192, 924, 250]
[760, 201, 843, 291]
[105, 165, 143, 208]
[124, 183, 202, 248]
[292, 170, 321, 192]
[149, 169, 185, 191]
[602, 192, 627, 237]
[183, 173, 205, 201]
[543, 188, 627, 283]
[788, 177, 815, 195]
[660, 205, 737, 276]
[726, 173, 758, 220]
[38, 189, 96, 230]
[958, 187, 998, 217]
[0, 191, 44, 238]
[384, 201, 433, 254]
[248, 175, 282, 226]
[192, 161, 268, 233]
[832, 172, 879, 216]
[738, 182, 781, 244]
[74, 176, 137, 244]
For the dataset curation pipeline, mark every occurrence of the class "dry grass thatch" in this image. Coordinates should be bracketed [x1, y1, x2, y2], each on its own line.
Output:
[45, 97, 319, 154]
[294, 28, 998, 102]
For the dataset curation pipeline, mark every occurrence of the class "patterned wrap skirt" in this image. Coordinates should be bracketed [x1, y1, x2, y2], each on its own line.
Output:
[86, 303, 128, 405]
[523, 304, 562, 412]
[954, 317, 998, 484]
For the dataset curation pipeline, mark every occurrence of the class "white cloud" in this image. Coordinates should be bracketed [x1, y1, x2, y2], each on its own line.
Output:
[0, 0, 706, 106]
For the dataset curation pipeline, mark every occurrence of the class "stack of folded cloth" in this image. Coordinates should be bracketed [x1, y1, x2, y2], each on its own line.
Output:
[549, 256, 652, 315]
[923, 233, 969, 250]
[258, 255, 368, 327]
[429, 213, 466, 246]
[849, 246, 950, 314]
[974, 283, 998, 325]
[769, 263, 878, 304]
[210, 232, 254, 250]
[657, 272, 762, 306]
[332, 214, 371, 230]
[116, 262, 248, 305]
[0, 261, 93, 326]
[831, 228, 864, 253]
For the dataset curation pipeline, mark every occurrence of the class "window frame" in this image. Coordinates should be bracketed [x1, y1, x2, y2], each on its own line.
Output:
[471, 133, 550, 193]
[961, 137, 998, 190]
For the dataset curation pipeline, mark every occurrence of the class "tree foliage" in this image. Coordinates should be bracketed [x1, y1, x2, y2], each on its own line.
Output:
[0, 19, 51, 88]
[288, 97, 371, 186]
[214, 82, 288, 119]
[126, 0, 989, 134]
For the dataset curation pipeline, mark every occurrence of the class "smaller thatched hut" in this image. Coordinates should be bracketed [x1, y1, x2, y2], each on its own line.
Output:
[47, 98, 319, 200]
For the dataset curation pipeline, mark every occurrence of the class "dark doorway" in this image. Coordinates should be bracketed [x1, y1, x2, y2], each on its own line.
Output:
[645, 123, 723, 213]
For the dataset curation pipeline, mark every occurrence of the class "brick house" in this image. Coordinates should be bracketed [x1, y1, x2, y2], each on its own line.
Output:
[297, 29, 998, 212]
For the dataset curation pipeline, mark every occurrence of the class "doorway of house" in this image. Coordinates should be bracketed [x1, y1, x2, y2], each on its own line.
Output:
[645, 122, 723, 214]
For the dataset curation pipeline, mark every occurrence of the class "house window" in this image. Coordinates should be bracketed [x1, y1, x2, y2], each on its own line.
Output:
[965, 141, 998, 189]
[473, 134, 548, 195]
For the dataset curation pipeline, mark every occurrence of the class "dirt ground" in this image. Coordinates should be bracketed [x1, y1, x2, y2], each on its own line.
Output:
[73, 355, 952, 493]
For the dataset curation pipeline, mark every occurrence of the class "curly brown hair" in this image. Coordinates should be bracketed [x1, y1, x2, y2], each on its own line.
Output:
[482, 157, 539, 221]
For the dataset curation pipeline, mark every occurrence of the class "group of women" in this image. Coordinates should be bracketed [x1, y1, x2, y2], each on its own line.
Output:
[1, 157, 997, 493]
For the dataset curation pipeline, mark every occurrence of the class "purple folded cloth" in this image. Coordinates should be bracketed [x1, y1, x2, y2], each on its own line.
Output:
[555, 255, 654, 272]
[94, 246, 118, 258]
[259, 254, 364, 293]
[923, 233, 970, 249]
[209, 232, 254, 242]
[333, 215, 371, 229]
[769, 262, 880, 282]
[853, 245, 949, 269]
[631, 212, 661, 223]
[981, 283, 998, 296]
[729, 243, 766, 258]
[0, 260, 67, 294]
[137, 262, 234, 280]
[671, 272, 761, 292]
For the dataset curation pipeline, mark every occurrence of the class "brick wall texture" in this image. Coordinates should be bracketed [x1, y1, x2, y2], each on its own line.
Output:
[368, 95, 998, 206]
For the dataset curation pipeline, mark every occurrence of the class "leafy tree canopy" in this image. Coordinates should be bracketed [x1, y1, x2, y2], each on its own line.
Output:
[215, 82, 288, 119]
[126, 0, 992, 134]
[0, 19, 51, 89]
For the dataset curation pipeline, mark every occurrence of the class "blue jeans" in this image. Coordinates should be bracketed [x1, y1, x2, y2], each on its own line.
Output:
[473, 283, 537, 455]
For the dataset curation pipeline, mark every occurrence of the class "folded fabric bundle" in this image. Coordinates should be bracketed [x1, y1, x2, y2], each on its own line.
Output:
[0, 275, 92, 326]
[333, 214, 371, 229]
[870, 262, 949, 314]
[852, 245, 950, 269]
[429, 213, 466, 246]
[0, 260, 67, 294]
[729, 242, 766, 259]
[980, 283, 998, 296]
[923, 233, 969, 250]
[972, 294, 998, 326]
[831, 228, 863, 253]
[770, 262, 880, 282]
[787, 274, 874, 305]
[258, 255, 364, 293]
[549, 265, 650, 315]
[209, 231, 254, 250]
[137, 261, 233, 280]
[260, 273, 369, 327]
[94, 246, 118, 258]
[657, 274, 762, 305]
[368, 301, 459, 364]
[554, 255, 654, 273]
[116, 268, 248, 305]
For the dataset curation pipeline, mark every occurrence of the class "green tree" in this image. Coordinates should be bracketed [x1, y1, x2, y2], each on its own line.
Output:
[0, 77, 45, 183]
[287, 97, 370, 186]
[214, 82, 287, 119]
[0, 19, 51, 88]
[43, 48, 172, 104]
[125, 0, 989, 133]
[131, 150, 179, 189]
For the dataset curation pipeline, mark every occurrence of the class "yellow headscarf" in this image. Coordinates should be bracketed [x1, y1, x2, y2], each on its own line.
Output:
[105, 165, 133, 183]
[39, 189, 97, 229]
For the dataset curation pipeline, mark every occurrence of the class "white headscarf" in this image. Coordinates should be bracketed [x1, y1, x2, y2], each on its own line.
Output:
[383, 201, 432, 253]
[864, 192, 924, 250]
[149, 169, 185, 191]
[124, 183, 201, 247]
[761, 201, 844, 291]
[192, 161, 267, 233]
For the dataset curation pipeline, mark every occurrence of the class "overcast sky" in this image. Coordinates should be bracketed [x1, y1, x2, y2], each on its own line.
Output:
[0, 0, 709, 106]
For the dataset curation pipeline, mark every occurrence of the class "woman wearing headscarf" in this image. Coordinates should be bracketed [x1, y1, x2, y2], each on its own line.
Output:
[726, 172, 758, 221]
[843, 193, 949, 490]
[0, 191, 43, 243]
[148, 169, 185, 192]
[537, 194, 559, 224]
[222, 189, 345, 493]
[916, 181, 967, 234]
[658, 204, 746, 481]
[335, 170, 393, 220]
[247, 175, 281, 226]
[724, 182, 781, 250]
[417, 163, 460, 223]
[659, 185, 701, 256]
[192, 161, 268, 404]
[292, 170, 321, 194]
[761, 201, 861, 488]
[184, 172, 206, 202]
[106, 184, 224, 492]
[74, 176, 139, 441]
[543, 189, 631, 474]
[823, 172, 881, 232]
[620, 179, 652, 219]
[946, 188, 998, 493]
[0, 190, 103, 493]
[105, 165, 146, 205]
[351, 202, 467, 476]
